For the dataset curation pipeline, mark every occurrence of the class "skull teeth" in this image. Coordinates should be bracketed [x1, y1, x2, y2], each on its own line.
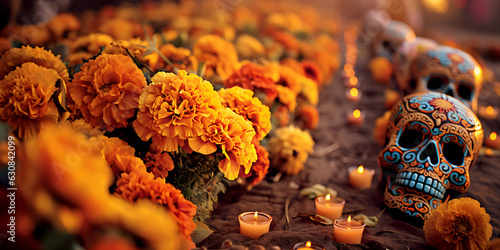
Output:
[395, 171, 445, 200]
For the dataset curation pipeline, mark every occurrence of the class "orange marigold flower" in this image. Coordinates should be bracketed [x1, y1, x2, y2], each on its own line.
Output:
[272, 63, 302, 95]
[148, 43, 198, 73]
[424, 197, 492, 250]
[239, 141, 270, 188]
[69, 54, 146, 132]
[98, 18, 153, 41]
[301, 59, 324, 87]
[235, 34, 265, 59]
[69, 33, 114, 66]
[276, 85, 297, 112]
[273, 105, 290, 127]
[296, 105, 319, 130]
[268, 125, 314, 175]
[0, 62, 67, 139]
[218, 86, 272, 140]
[133, 70, 221, 152]
[224, 63, 278, 102]
[272, 31, 299, 52]
[62, 119, 105, 138]
[143, 149, 175, 179]
[4, 24, 51, 46]
[188, 108, 257, 180]
[280, 58, 305, 76]
[0, 46, 69, 83]
[193, 34, 238, 80]
[115, 171, 197, 240]
[373, 110, 392, 146]
[18, 125, 113, 232]
[90, 135, 146, 178]
[47, 13, 81, 40]
[85, 196, 181, 250]
[369, 56, 393, 85]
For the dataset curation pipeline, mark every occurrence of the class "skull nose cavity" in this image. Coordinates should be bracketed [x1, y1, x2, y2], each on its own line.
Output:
[444, 87, 454, 97]
[418, 141, 439, 166]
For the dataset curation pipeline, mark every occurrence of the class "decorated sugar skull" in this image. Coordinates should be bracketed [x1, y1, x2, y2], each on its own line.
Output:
[373, 20, 415, 61]
[378, 92, 483, 220]
[393, 37, 439, 95]
[406, 46, 483, 112]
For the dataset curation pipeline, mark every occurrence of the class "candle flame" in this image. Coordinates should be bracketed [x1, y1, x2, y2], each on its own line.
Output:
[306, 241, 311, 247]
[350, 88, 359, 97]
[346, 69, 355, 78]
[253, 211, 258, 221]
[326, 194, 331, 201]
[349, 76, 358, 85]
[347, 215, 352, 222]
[357, 165, 364, 173]
[344, 64, 353, 71]
[353, 109, 361, 118]
[491, 132, 497, 141]
[486, 106, 494, 115]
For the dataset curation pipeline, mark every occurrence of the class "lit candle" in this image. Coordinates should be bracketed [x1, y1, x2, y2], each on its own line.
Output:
[238, 211, 272, 239]
[315, 194, 345, 221]
[478, 105, 498, 120]
[293, 241, 325, 250]
[347, 109, 365, 125]
[484, 132, 500, 150]
[345, 88, 361, 102]
[334, 216, 366, 244]
[345, 76, 359, 88]
[348, 165, 376, 189]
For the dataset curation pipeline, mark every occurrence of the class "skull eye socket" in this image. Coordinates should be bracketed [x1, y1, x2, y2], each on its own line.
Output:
[441, 134, 466, 166]
[398, 122, 430, 148]
[457, 82, 473, 101]
[382, 40, 395, 54]
[427, 74, 449, 90]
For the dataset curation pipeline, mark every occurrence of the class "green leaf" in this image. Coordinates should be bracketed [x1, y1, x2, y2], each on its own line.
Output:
[191, 221, 213, 244]
[293, 213, 333, 225]
[353, 214, 379, 227]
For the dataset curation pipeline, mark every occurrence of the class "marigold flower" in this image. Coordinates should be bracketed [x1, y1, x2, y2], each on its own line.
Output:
[0, 46, 69, 83]
[90, 135, 147, 177]
[188, 108, 257, 180]
[224, 63, 278, 102]
[301, 59, 324, 87]
[148, 43, 198, 72]
[85, 196, 181, 250]
[115, 171, 197, 240]
[218, 86, 271, 140]
[193, 34, 238, 80]
[0, 37, 11, 55]
[296, 105, 319, 130]
[276, 85, 297, 112]
[373, 110, 392, 146]
[271, 63, 302, 95]
[69, 54, 146, 132]
[69, 33, 114, 66]
[143, 149, 175, 179]
[268, 125, 314, 175]
[62, 119, 105, 138]
[297, 74, 319, 106]
[424, 197, 492, 250]
[133, 70, 221, 152]
[239, 141, 270, 188]
[4, 24, 51, 46]
[18, 125, 113, 232]
[273, 105, 290, 127]
[47, 13, 81, 40]
[369, 56, 393, 85]
[235, 34, 265, 59]
[98, 18, 153, 40]
[0, 62, 67, 139]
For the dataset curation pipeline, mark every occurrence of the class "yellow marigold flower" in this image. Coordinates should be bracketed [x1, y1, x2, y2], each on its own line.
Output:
[297, 74, 319, 106]
[239, 141, 270, 188]
[143, 149, 175, 179]
[115, 171, 197, 241]
[235, 34, 265, 59]
[90, 135, 147, 178]
[276, 85, 297, 113]
[424, 197, 492, 250]
[0, 62, 66, 139]
[85, 196, 181, 250]
[69, 54, 146, 132]
[18, 124, 113, 232]
[218, 86, 271, 140]
[268, 125, 314, 175]
[47, 13, 81, 40]
[193, 34, 238, 80]
[0, 46, 69, 83]
[133, 70, 221, 152]
[188, 108, 257, 180]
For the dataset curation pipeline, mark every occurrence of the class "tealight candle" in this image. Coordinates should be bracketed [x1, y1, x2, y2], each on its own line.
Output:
[347, 109, 365, 125]
[238, 211, 272, 239]
[348, 165, 375, 189]
[345, 76, 359, 88]
[334, 216, 366, 244]
[345, 88, 361, 102]
[292, 241, 325, 250]
[315, 194, 345, 221]
[484, 132, 500, 150]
